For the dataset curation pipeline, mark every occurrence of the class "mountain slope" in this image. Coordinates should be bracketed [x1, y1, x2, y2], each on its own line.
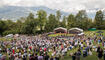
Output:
[0, 6, 69, 21]
[0, 6, 97, 21]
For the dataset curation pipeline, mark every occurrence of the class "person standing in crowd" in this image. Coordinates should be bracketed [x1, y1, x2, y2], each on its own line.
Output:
[50, 56, 54, 60]
[104, 48, 105, 60]
[55, 55, 60, 60]
[97, 46, 101, 53]
[76, 49, 81, 60]
[29, 54, 35, 60]
[38, 54, 43, 60]
[34, 53, 38, 60]
[0, 53, 2, 59]
[104, 41, 105, 48]
[10, 54, 15, 60]
[72, 52, 76, 60]
[14, 55, 18, 60]
[83, 49, 87, 57]
[22, 55, 27, 60]
[97, 48, 103, 60]
[18, 56, 22, 60]
[44, 53, 49, 60]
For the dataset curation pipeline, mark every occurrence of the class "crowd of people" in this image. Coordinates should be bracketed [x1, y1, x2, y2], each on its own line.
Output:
[0, 33, 105, 60]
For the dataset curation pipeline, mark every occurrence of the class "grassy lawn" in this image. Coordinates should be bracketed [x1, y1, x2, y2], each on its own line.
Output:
[48, 30, 105, 60]
[0, 37, 13, 41]
[60, 46, 100, 60]
[48, 33, 74, 37]
[85, 30, 105, 36]
[61, 50, 99, 60]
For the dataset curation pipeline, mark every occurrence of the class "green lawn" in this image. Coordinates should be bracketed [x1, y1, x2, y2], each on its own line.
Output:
[61, 51, 98, 60]
[48, 33, 74, 37]
[48, 30, 105, 60]
[60, 46, 100, 60]
[85, 30, 105, 36]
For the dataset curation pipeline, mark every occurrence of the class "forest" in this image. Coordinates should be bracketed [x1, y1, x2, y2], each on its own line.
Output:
[0, 10, 105, 36]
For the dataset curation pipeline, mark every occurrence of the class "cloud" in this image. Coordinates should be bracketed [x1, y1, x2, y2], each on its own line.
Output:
[0, 0, 5, 6]
[0, 0, 105, 13]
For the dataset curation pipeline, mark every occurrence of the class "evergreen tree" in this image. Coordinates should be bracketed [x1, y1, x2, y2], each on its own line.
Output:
[94, 10, 104, 29]
[67, 14, 76, 29]
[45, 14, 59, 32]
[37, 10, 47, 31]
[59, 16, 67, 28]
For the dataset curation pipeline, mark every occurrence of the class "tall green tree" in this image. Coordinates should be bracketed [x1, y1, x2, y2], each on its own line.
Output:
[56, 10, 61, 21]
[75, 10, 89, 29]
[3, 20, 18, 35]
[15, 20, 23, 34]
[81, 18, 93, 30]
[94, 10, 104, 29]
[37, 10, 47, 31]
[59, 16, 67, 28]
[22, 13, 38, 34]
[0, 20, 7, 35]
[75, 10, 87, 21]
[56, 10, 61, 27]
[45, 14, 59, 32]
[67, 14, 76, 29]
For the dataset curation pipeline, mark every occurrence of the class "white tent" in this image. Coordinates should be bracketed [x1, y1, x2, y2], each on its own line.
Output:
[69, 28, 83, 34]
[14, 34, 19, 37]
[54, 27, 67, 31]
[78, 33, 84, 36]
[5, 34, 13, 38]
[54, 27, 67, 33]
[69, 28, 83, 32]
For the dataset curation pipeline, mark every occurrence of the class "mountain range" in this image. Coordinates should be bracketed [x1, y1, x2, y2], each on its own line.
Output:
[0, 6, 95, 21]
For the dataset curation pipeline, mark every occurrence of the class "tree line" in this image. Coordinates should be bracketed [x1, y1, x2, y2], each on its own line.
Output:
[0, 10, 105, 36]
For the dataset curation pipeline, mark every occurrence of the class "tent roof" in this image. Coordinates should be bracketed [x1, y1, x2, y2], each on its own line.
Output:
[54, 27, 67, 31]
[69, 28, 83, 32]
[96, 31, 103, 33]
[78, 33, 84, 35]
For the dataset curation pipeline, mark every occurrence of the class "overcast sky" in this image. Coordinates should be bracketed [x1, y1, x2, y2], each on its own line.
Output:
[0, 0, 105, 13]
